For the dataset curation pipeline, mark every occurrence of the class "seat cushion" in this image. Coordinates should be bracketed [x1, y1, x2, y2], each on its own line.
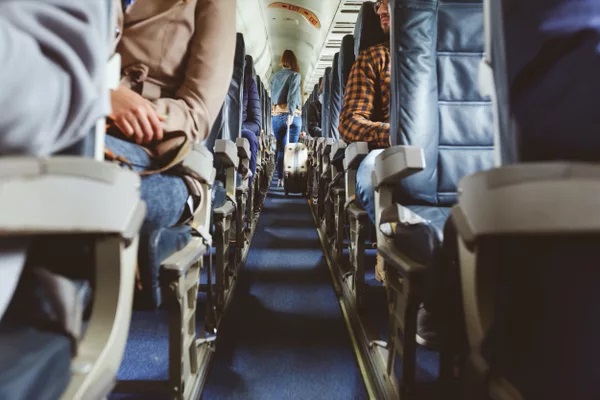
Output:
[0, 322, 71, 400]
[137, 225, 192, 309]
[388, 205, 451, 266]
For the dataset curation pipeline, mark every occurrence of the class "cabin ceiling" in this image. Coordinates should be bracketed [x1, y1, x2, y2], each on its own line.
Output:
[237, 0, 368, 97]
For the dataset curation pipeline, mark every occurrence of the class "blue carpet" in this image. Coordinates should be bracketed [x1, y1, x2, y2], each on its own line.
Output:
[202, 181, 367, 399]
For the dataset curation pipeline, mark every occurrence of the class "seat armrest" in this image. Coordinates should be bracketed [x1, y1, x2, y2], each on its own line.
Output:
[183, 144, 216, 186]
[372, 145, 426, 190]
[343, 142, 369, 170]
[214, 139, 239, 168]
[183, 144, 216, 240]
[160, 237, 207, 279]
[236, 137, 251, 160]
[453, 162, 600, 246]
[331, 140, 347, 160]
[320, 138, 334, 156]
[0, 157, 145, 238]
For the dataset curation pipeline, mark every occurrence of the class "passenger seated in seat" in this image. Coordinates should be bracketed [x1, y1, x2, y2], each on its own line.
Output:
[305, 80, 323, 138]
[339, 0, 390, 282]
[339, 0, 390, 224]
[242, 63, 262, 187]
[0, 0, 110, 321]
[107, 0, 236, 231]
[270, 49, 303, 187]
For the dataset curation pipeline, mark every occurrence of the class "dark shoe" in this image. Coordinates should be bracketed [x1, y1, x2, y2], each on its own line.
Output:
[416, 304, 439, 350]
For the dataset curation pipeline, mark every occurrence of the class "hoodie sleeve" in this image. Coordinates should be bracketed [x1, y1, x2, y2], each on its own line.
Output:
[0, 0, 109, 155]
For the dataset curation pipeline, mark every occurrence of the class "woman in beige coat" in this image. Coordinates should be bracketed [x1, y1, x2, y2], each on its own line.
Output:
[107, 0, 236, 230]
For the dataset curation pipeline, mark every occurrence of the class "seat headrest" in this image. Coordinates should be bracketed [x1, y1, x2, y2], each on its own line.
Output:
[244, 55, 255, 81]
[354, 1, 387, 56]
[339, 34, 355, 94]
[329, 53, 342, 140]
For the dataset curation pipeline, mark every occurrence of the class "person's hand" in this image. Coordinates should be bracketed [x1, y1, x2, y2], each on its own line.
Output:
[286, 114, 293, 126]
[109, 86, 165, 144]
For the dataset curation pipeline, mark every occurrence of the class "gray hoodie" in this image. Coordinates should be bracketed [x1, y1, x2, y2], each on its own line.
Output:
[0, 0, 109, 320]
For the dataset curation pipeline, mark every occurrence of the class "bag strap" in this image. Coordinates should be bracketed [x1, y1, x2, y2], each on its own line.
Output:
[105, 141, 191, 176]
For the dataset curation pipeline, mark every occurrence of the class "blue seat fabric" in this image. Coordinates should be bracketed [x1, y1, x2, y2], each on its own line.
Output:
[354, 2, 387, 56]
[339, 34, 355, 94]
[328, 53, 342, 140]
[479, 235, 600, 400]
[387, 0, 493, 268]
[321, 67, 332, 139]
[0, 322, 71, 400]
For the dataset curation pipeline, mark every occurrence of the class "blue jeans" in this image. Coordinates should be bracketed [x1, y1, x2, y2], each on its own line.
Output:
[356, 149, 384, 225]
[241, 128, 259, 186]
[272, 114, 302, 179]
[105, 135, 189, 232]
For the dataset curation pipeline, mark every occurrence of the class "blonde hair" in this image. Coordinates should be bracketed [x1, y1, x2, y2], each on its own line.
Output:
[281, 49, 300, 73]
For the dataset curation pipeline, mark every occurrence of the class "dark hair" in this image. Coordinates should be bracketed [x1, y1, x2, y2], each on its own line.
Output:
[281, 49, 300, 73]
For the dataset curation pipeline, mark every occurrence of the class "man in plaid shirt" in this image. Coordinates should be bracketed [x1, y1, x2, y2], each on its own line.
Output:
[340, 0, 390, 225]
[339, 0, 390, 282]
[339, 4, 390, 149]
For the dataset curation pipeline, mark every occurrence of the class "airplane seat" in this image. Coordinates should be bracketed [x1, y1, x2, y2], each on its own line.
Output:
[371, 0, 494, 395]
[315, 67, 333, 216]
[342, 0, 390, 310]
[320, 67, 333, 142]
[318, 55, 341, 224]
[328, 53, 343, 141]
[306, 83, 320, 198]
[340, 34, 355, 95]
[353, 1, 387, 58]
[327, 34, 355, 259]
[230, 34, 251, 269]
[0, 3, 145, 397]
[451, 1, 600, 399]
[245, 54, 262, 219]
[322, 52, 344, 246]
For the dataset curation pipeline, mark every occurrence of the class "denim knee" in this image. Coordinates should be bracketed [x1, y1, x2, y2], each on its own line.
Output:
[355, 149, 384, 225]
[140, 174, 188, 232]
[105, 135, 153, 170]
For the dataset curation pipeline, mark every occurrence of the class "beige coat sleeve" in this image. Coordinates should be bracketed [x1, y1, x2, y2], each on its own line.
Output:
[153, 0, 236, 142]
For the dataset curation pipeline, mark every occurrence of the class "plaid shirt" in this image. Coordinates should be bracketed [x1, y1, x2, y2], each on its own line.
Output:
[339, 42, 391, 148]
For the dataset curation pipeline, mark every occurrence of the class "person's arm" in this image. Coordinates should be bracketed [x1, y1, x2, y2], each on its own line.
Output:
[0, 0, 108, 155]
[339, 48, 389, 147]
[152, 0, 236, 142]
[287, 72, 302, 116]
[243, 77, 262, 136]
